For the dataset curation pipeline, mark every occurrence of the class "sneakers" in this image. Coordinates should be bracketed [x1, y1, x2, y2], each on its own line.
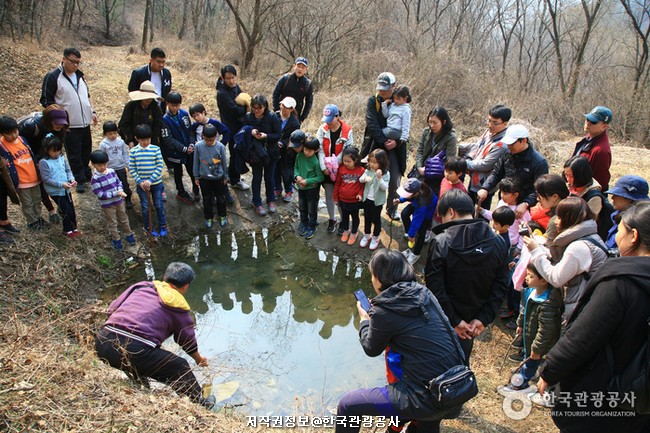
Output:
[327, 219, 337, 233]
[360, 234, 371, 248]
[387, 209, 400, 221]
[125, 198, 133, 209]
[176, 191, 193, 204]
[268, 202, 277, 213]
[255, 205, 268, 216]
[274, 190, 282, 200]
[424, 230, 434, 244]
[341, 230, 350, 243]
[0, 223, 20, 234]
[0, 231, 14, 244]
[112, 239, 123, 251]
[199, 394, 217, 410]
[225, 191, 235, 205]
[401, 248, 412, 258]
[149, 229, 159, 237]
[49, 213, 61, 223]
[159, 227, 168, 237]
[283, 192, 293, 203]
[219, 217, 227, 227]
[297, 223, 308, 236]
[369, 236, 381, 250]
[497, 384, 537, 397]
[64, 230, 81, 239]
[125, 233, 136, 246]
[233, 180, 250, 190]
[337, 226, 345, 236]
[205, 219, 213, 229]
[161, 191, 167, 202]
[499, 309, 516, 320]
[347, 232, 359, 246]
[530, 391, 555, 408]
[407, 253, 420, 265]
[28, 220, 45, 230]
[304, 227, 316, 239]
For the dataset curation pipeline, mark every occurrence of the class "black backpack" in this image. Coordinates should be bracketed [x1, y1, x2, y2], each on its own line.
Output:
[581, 189, 615, 242]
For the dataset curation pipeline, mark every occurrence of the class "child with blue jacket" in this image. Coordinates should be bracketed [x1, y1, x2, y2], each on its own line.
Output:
[395, 178, 437, 265]
[161, 91, 198, 204]
[39, 135, 80, 238]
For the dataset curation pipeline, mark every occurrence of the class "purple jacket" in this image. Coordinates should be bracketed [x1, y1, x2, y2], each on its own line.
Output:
[104, 281, 198, 355]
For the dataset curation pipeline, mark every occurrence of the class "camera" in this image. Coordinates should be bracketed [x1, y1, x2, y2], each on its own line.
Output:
[518, 227, 530, 238]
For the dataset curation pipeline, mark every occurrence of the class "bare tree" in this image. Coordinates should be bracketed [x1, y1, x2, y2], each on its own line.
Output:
[142, 0, 152, 50]
[620, 0, 650, 92]
[101, 0, 119, 39]
[223, 0, 277, 71]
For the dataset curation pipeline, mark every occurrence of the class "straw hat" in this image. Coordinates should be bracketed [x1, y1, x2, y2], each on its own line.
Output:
[129, 80, 163, 101]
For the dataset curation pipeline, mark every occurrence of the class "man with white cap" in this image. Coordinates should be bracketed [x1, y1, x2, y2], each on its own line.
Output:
[477, 124, 548, 219]
[573, 106, 613, 191]
[361, 72, 405, 220]
[118, 81, 164, 150]
[272, 57, 314, 123]
[40, 47, 98, 193]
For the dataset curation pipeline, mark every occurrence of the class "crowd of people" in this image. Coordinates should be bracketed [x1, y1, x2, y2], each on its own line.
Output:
[1, 46, 650, 432]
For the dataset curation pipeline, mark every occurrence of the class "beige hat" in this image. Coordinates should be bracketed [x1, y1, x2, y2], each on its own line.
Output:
[280, 96, 297, 109]
[129, 80, 163, 101]
[235, 92, 251, 107]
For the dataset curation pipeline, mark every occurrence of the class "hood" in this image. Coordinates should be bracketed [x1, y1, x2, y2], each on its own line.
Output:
[153, 280, 190, 311]
[589, 257, 650, 296]
[552, 219, 598, 248]
[372, 281, 434, 319]
[433, 218, 494, 250]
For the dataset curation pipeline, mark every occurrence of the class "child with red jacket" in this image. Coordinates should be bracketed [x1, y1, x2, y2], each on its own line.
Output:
[334, 147, 365, 245]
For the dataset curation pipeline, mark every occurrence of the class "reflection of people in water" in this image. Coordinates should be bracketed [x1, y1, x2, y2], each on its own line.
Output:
[335, 249, 466, 433]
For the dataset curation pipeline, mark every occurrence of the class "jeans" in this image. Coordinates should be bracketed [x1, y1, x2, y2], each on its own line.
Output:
[339, 201, 362, 233]
[401, 204, 432, 255]
[336, 387, 442, 433]
[51, 193, 77, 232]
[363, 199, 383, 237]
[520, 356, 541, 387]
[136, 182, 166, 231]
[251, 160, 276, 206]
[199, 178, 227, 219]
[298, 187, 319, 229]
[64, 126, 92, 183]
[95, 328, 202, 402]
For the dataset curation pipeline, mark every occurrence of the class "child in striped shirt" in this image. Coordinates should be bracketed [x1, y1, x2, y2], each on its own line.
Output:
[90, 150, 135, 251]
[129, 124, 167, 237]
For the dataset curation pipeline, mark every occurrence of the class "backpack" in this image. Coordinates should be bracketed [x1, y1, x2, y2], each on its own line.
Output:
[581, 189, 615, 243]
[606, 317, 650, 413]
[17, 111, 43, 136]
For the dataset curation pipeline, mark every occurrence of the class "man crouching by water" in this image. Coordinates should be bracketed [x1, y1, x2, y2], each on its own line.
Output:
[95, 262, 216, 408]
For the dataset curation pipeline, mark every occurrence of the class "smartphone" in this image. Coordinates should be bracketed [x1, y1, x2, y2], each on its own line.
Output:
[353, 289, 372, 312]
[518, 227, 530, 238]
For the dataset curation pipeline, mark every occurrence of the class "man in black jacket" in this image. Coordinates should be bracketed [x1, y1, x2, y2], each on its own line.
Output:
[477, 124, 549, 219]
[271, 57, 313, 123]
[128, 47, 172, 113]
[424, 189, 510, 364]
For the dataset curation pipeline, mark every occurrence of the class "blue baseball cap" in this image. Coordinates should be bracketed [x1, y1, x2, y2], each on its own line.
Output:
[584, 106, 613, 124]
[295, 57, 308, 67]
[605, 175, 649, 201]
[321, 104, 340, 123]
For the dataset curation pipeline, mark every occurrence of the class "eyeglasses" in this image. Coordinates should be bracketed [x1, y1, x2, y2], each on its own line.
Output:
[486, 118, 504, 126]
[65, 57, 81, 65]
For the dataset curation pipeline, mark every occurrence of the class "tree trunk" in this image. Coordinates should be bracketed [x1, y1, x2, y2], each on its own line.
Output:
[178, 1, 189, 39]
[141, 0, 151, 51]
[103, 0, 111, 39]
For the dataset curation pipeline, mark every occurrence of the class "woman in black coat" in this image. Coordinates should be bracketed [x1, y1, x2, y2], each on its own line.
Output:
[336, 249, 467, 433]
[538, 201, 650, 433]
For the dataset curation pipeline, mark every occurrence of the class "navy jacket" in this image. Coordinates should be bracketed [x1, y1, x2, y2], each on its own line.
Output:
[243, 111, 282, 162]
[162, 109, 194, 164]
[189, 118, 230, 147]
[271, 73, 314, 122]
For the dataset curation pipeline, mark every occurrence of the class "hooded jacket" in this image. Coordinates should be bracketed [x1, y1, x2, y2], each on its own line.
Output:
[104, 280, 198, 355]
[516, 286, 563, 357]
[424, 219, 510, 327]
[539, 257, 650, 432]
[360, 281, 466, 419]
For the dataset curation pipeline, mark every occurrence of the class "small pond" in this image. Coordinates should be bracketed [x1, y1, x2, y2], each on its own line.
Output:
[139, 228, 385, 415]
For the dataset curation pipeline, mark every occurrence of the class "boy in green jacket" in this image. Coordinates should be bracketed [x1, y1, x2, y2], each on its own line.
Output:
[294, 138, 324, 239]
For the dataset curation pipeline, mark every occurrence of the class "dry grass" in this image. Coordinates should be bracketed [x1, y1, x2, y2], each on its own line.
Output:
[2, 37, 650, 433]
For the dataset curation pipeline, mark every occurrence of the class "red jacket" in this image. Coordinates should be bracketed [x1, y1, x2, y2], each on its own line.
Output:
[333, 165, 365, 203]
[573, 131, 611, 190]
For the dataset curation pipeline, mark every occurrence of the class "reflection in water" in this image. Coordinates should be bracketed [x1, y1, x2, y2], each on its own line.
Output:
[143, 229, 384, 415]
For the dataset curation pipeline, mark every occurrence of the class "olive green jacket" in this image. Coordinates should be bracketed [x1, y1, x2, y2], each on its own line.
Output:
[516, 286, 563, 356]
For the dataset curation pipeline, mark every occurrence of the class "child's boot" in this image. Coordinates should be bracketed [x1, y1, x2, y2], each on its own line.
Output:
[112, 239, 124, 251]
[125, 233, 136, 246]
